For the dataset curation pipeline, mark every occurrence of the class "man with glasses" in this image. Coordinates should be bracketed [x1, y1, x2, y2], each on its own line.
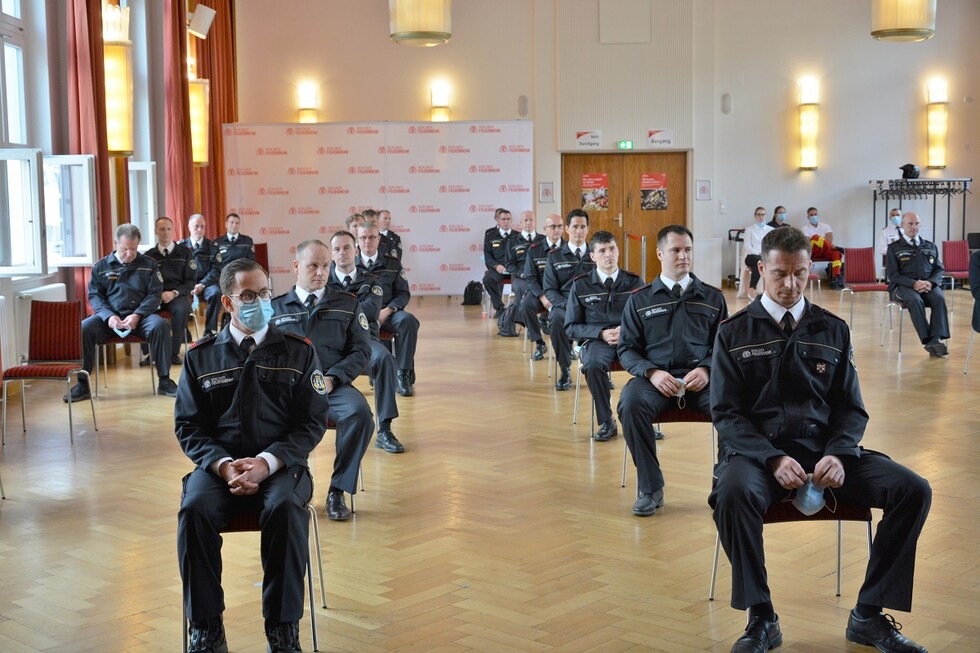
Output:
[176, 257, 329, 653]
[519, 213, 566, 361]
[271, 239, 374, 522]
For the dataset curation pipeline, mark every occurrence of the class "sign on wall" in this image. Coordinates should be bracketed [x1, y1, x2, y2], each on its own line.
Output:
[223, 121, 534, 295]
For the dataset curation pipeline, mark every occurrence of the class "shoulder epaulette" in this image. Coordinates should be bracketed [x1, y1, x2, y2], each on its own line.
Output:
[188, 332, 216, 349]
[283, 331, 314, 347]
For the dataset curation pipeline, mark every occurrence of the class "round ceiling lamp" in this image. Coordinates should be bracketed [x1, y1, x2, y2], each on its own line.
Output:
[871, 0, 936, 42]
[389, 0, 451, 47]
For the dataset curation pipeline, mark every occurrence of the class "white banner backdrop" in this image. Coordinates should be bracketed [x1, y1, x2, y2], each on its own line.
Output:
[222, 121, 533, 295]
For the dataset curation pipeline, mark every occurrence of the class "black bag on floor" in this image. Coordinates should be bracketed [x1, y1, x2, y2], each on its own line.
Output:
[461, 280, 483, 305]
[497, 303, 519, 337]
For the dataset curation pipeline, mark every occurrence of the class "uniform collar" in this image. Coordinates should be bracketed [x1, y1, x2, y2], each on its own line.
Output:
[760, 292, 805, 326]
[294, 286, 323, 305]
[596, 268, 620, 285]
[903, 234, 921, 247]
[158, 243, 174, 256]
[228, 321, 269, 347]
[659, 273, 692, 293]
[333, 266, 357, 285]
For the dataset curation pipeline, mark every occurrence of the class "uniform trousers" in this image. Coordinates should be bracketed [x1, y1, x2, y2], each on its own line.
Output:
[203, 283, 223, 332]
[519, 294, 547, 344]
[162, 295, 192, 357]
[81, 313, 171, 379]
[580, 340, 618, 425]
[381, 310, 419, 371]
[892, 285, 949, 344]
[708, 449, 931, 611]
[482, 269, 509, 311]
[618, 378, 711, 494]
[178, 464, 313, 623]
[549, 306, 573, 369]
[368, 339, 399, 426]
[327, 385, 374, 494]
[511, 277, 530, 316]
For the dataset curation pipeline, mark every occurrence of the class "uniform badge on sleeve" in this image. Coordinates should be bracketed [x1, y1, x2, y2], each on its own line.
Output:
[400, 270, 407, 280]
[189, 259, 198, 270]
[215, 252, 223, 263]
[372, 285, 383, 296]
[311, 369, 328, 395]
[358, 313, 369, 330]
[157, 271, 164, 282]
[848, 347, 857, 370]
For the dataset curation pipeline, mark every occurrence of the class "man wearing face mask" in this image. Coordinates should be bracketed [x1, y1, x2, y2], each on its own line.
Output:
[879, 208, 905, 262]
[710, 227, 931, 653]
[738, 207, 774, 300]
[802, 207, 843, 289]
[766, 206, 789, 230]
[65, 223, 177, 402]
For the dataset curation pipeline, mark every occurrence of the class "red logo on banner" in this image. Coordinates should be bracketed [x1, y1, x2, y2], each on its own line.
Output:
[468, 165, 477, 173]
[289, 246, 297, 255]
[410, 165, 440, 174]
[440, 263, 471, 272]
[227, 168, 258, 177]
[288, 168, 296, 175]
[288, 208, 297, 215]
[414, 283, 441, 292]
[286, 128, 295, 135]
[409, 206, 418, 214]
[410, 284, 417, 291]
[259, 226, 291, 235]
[348, 166, 380, 174]
[237, 208, 260, 216]
[318, 146, 349, 155]
[319, 186, 349, 195]
[258, 188, 267, 196]
[257, 148, 264, 155]
[288, 167, 320, 176]
[502, 144, 531, 153]
[408, 166, 417, 174]
[348, 206, 358, 214]
[256, 146, 288, 156]
[440, 224, 470, 232]
[469, 126, 478, 133]
[260, 227, 266, 235]
[224, 128, 232, 136]
[347, 126, 380, 135]
[411, 244, 441, 253]
[384, 185, 410, 194]
[472, 125, 502, 134]
[499, 145, 507, 153]
[378, 146, 387, 154]
[469, 204, 495, 214]
[469, 243, 481, 252]
[408, 126, 417, 134]
[291, 207, 320, 216]
[439, 146, 447, 153]
[501, 184, 531, 193]
[317, 147, 325, 155]
[348, 167, 356, 175]
[387, 145, 410, 154]
[271, 265, 292, 274]
[470, 164, 501, 173]
[319, 226, 329, 234]
[379, 186, 387, 194]
[410, 125, 440, 134]
[288, 126, 318, 136]
[410, 205, 441, 214]
[318, 187, 326, 195]
[469, 205, 477, 212]
[226, 127, 255, 137]
[347, 127, 356, 135]
[445, 145, 471, 153]
[499, 184, 506, 192]
[260, 187, 289, 196]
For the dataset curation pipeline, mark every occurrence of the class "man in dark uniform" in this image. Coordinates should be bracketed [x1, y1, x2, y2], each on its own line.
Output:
[202, 213, 256, 335]
[505, 210, 545, 312]
[886, 211, 950, 357]
[144, 216, 196, 364]
[180, 213, 218, 312]
[482, 208, 515, 318]
[971, 248, 980, 335]
[565, 231, 643, 441]
[519, 213, 565, 361]
[356, 221, 420, 397]
[710, 227, 930, 653]
[271, 239, 375, 522]
[543, 208, 594, 391]
[176, 258, 329, 653]
[617, 225, 727, 516]
[329, 230, 405, 455]
[65, 224, 177, 402]
[378, 209, 402, 258]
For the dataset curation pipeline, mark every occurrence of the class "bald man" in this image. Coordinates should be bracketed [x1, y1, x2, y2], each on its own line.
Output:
[519, 213, 566, 361]
[505, 211, 546, 315]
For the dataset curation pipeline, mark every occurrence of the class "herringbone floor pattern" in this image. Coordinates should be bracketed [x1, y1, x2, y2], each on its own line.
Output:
[0, 288, 977, 652]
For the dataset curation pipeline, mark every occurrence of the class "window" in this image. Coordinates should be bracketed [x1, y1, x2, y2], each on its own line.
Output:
[128, 161, 158, 251]
[0, 147, 45, 275]
[43, 155, 99, 267]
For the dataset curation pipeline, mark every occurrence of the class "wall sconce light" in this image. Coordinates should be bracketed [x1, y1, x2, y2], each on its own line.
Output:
[871, 0, 936, 42]
[798, 78, 819, 170]
[430, 81, 450, 122]
[297, 82, 319, 123]
[188, 58, 210, 166]
[102, 1, 134, 156]
[926, 77, 948, 169]
[390, 0, 452, 47]
[188, 4, 217, 39]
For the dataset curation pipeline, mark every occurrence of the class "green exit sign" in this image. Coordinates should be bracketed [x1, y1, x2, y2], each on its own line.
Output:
[617, 140, 634, 150]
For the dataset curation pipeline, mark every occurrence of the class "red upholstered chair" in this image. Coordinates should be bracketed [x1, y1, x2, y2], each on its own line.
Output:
[708, 498, 873, 600]
[941, 240, 969, 312]
[181, 504, 326, 653]
[621, 407, 714, 488]
[1, 300, 98, 445]
[837, 247, 888, 326]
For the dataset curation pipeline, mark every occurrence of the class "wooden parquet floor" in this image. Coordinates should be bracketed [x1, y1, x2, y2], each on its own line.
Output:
[0, 288, 977, 652]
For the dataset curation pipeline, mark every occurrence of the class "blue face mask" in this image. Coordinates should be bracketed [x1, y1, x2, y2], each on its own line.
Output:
[792, 475, 827, 515]
[237, 297, 274, 332]
[775, 213, 786, 223]
[808, 215, 819, 226]
[890, 215, 902, 227]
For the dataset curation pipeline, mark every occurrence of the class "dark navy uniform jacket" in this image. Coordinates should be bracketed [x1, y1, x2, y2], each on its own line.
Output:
[179, 237, 218, 285]
[483, 227, 514, 271]
[543, 245, 596, 309]
[524, 239, 564, 299]
[145, 243, 197, 296]
[505, 233, 545, 277]
[271, 287, 370, 386]
[88, 251, 164, 320]
[174, 325, 329, 471]
[617, 274, 728, 379]
[355, 252, 410, 310]
[380, 231, 402, 259]
[327, 263, 384, 337]
[886, 236, 944, 291]
[710, 299, 867, 468]
[205, 233, 257, 286]
[564, 269, 644, 342]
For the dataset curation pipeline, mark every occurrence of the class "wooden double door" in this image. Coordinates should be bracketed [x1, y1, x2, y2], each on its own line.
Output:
[561, 152, 687, 281]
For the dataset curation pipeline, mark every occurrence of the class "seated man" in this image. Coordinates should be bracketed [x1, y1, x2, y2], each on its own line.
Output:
[564, 231, 642, 441]
[519, 213, 565, 361]
[544, 209, 595, 391]
[328, 229, 405, 454]
[378, 209, 402, 258]
[886, 211, 950, 357]
[345, 212, 365, 232]
[65, 224, 177, 402]
[505, 210, 545, 312]
[710, 227, 930, 653]
[203, 213, 256, 335]
[143, 216, 196, 364]
[617, 225, 727, 516]
[176, 258, 329, 653]
[356, 221, 420, 396]
[271, 239, 374, 522]
[179, 213, 218, 324]
[482, 208, 515, 318]
[972, 248, 980, 335]
[803, 206, 843, 288]
[879, 207, 904, 261]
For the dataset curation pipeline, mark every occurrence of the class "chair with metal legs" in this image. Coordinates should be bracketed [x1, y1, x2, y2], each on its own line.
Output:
[621, 407, 713, 488]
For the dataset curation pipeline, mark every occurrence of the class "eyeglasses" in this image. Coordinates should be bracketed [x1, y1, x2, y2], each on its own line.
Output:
[229, 289, 273, 304]
[754, 213, 766, 217]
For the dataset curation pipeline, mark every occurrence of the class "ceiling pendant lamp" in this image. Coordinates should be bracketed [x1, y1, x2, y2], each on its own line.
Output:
[871, 0, 936, 42]
[389, 0, 451, 47]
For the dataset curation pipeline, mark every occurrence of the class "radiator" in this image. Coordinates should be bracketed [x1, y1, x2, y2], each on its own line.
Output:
[14, 283, 67, 363]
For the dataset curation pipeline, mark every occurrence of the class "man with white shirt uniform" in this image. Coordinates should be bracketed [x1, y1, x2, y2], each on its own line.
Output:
[505, 210, 545, 312]
[616, 225, 728, 517]
[519, 213, 566, 361]
[879, 208, 905, 267]
[179, 214, 217, 306]
[144, 216, 196, 364]
[482, 208, 515, 318]
[377, 209, 402, 258]
[737, 207, 774, 300]
[802, 207, 843, 289]
[202, 213, 256, 335]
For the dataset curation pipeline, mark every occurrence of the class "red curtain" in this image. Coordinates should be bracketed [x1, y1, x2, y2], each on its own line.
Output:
[198, 0, 238, 237]
[164, 0, 195, 238]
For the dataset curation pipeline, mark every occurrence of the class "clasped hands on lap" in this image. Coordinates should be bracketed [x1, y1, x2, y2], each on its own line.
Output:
[768, 454, 844, 490]
[218, 457, 271, 496]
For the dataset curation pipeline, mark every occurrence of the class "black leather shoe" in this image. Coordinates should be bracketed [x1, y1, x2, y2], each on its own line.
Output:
[158, 377, 179, 397]
[608, 378, 615, 390]
[326, 490, 351, 521]
[171, 355, 183, 365]
[492, 307, 503, 318]
[594, 420, 618, 442]
[265, 620, 302, 653]
[396, 370, 414, 397]
[188, 616, 228, 653]
[139, 354, 152, 367]
[632, 489, 665, 516]
[532, 341, 547, 361]
[63, 382, 91, 403]
[731, 614, 781, 652]
[846, 610, 926, 653]
[653, 426, 665, 440]
[408, 369, 416, 385]
[376, 429, 405, 453]
[555, 367, 571, 391]
[924, 340, 948, 357]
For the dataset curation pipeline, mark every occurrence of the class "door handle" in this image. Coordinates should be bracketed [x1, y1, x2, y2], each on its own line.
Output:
[627, 192, 632, 209]
[617, 212, 623, 228]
